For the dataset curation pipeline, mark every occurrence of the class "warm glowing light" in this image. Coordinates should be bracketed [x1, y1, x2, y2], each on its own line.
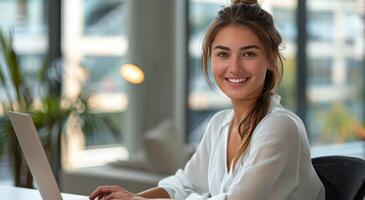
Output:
[120, 64, 145, 84]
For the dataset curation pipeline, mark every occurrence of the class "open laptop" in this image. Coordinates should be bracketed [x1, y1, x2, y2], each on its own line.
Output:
[8, 111, 88, 200]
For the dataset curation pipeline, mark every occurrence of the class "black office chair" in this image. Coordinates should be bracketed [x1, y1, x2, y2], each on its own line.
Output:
[312, 156, 365, 200]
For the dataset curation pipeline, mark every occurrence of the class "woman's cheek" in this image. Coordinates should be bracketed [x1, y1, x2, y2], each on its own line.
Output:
[211, 60, 226, 75]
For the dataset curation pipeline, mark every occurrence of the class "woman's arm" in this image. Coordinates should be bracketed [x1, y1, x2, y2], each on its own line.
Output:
[137, 187, 171, 199]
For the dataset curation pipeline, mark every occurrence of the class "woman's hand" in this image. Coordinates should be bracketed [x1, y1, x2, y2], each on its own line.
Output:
[89, 185, 146, 200]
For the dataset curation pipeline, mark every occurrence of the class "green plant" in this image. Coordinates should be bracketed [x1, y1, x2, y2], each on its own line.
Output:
[277, 55, 296, 110]
[320, 102, 359, 143]
[0, 29, 115, 188]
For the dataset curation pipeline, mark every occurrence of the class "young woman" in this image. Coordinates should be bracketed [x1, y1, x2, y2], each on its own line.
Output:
[89, 0, 325, 199]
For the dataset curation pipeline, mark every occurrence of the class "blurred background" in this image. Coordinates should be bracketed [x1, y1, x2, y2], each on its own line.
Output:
[0, 0, 364, 195]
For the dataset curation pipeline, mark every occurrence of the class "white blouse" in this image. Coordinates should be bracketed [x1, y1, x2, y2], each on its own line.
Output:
[158, 95, 325, 200]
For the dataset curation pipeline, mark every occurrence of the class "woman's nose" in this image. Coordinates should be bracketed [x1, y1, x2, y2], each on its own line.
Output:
[228, 56, 243, 73]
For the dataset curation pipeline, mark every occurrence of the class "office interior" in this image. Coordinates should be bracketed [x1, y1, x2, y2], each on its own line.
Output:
[0, 0, 364, 196]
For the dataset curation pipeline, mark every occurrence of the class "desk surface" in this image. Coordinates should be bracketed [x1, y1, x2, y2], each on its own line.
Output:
[1, 185, 88, 200]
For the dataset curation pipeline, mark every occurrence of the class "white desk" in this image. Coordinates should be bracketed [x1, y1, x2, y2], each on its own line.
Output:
[1, 185, 88, 200]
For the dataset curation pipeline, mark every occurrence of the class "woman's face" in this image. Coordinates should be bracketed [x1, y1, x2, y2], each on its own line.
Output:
[211, 25, 270, 102]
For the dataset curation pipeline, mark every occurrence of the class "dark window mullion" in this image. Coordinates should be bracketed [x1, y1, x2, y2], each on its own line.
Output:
[296, 0, 309, 141]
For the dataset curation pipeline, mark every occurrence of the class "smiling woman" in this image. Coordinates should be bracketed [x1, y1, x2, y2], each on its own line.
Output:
[89, 0, 325, 200]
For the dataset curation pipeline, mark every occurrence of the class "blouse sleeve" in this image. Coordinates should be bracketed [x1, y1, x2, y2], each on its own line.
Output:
[158, 114, 216, 199]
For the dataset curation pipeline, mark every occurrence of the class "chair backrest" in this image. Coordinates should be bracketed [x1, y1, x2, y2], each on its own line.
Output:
[312, 156, 365, 200]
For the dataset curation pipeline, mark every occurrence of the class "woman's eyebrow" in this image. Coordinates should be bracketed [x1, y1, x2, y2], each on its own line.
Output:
[213, 45, 230, 51]
[213, 45, 260, 51]
[240, 45, 260, 50]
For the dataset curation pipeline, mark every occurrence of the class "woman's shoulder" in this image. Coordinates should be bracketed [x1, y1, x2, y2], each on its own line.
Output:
[254, 106, 306, 141]
[267, 105, 304, 128]
[267, 94, 304, 127]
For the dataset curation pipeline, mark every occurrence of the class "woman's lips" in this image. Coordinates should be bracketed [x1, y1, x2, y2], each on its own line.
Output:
[224, 77, 250, 87]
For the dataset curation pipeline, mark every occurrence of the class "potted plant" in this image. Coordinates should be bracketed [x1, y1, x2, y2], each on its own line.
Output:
[0, 29, 114, 188]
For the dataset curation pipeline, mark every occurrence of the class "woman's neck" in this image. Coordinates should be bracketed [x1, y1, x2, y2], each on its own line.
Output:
[231, 98, 256, 124]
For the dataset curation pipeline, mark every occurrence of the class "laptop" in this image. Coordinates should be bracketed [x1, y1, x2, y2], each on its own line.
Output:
[8, 111, 88, 200]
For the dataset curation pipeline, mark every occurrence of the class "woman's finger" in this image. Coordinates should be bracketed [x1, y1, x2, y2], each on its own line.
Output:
[89, 185, 122, 200]
[103, 192, 132, 200]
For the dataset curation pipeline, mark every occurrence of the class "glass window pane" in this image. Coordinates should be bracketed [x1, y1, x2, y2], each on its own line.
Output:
[63, 0, 128, 149]
[308, 10, 333, 42]
[83, 0, 125, 36]
[81, 56, 126, 146]
[0, 0, 47, 35]
[307, 0, 365, 156]
[272, 2, 297, 111]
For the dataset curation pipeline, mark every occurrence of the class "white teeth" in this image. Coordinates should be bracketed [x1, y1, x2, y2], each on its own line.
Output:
[227, 78, 248, 83]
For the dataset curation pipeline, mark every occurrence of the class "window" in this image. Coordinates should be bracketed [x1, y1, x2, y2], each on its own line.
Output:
[272, 1, 297, 111]
[307, 0, 364, 156]
[81, 56, 126, 146]
[346, 59, 363, 83]
[273, 8, 296, 42]
[62, 0, 128, 167]
[83, 0, 126, 36]
[308, 58, 333, 86]
[0, 0, 48, 185]
[308, 11, 334, 42]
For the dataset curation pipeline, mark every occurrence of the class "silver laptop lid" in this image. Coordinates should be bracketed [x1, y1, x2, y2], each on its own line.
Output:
[8, 111, 63, 200]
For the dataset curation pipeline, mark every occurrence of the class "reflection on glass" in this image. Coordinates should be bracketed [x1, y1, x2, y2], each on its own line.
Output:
[83, 0, 125, 36]
[307, 0, 364, 147]
[81, 56, 126, 146]
[83, 56, 125, 93]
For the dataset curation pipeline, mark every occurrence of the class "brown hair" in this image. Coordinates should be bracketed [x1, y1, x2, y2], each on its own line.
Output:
[231, 0, 258, 5]
[202, 0, 284, 171]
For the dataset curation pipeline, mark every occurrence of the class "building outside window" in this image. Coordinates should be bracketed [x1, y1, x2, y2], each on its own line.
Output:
[307, 0, 365, 154]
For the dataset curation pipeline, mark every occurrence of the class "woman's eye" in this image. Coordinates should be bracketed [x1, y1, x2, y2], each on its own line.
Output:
[242, 52, 256, 57]
[217, 52, 229, 57]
